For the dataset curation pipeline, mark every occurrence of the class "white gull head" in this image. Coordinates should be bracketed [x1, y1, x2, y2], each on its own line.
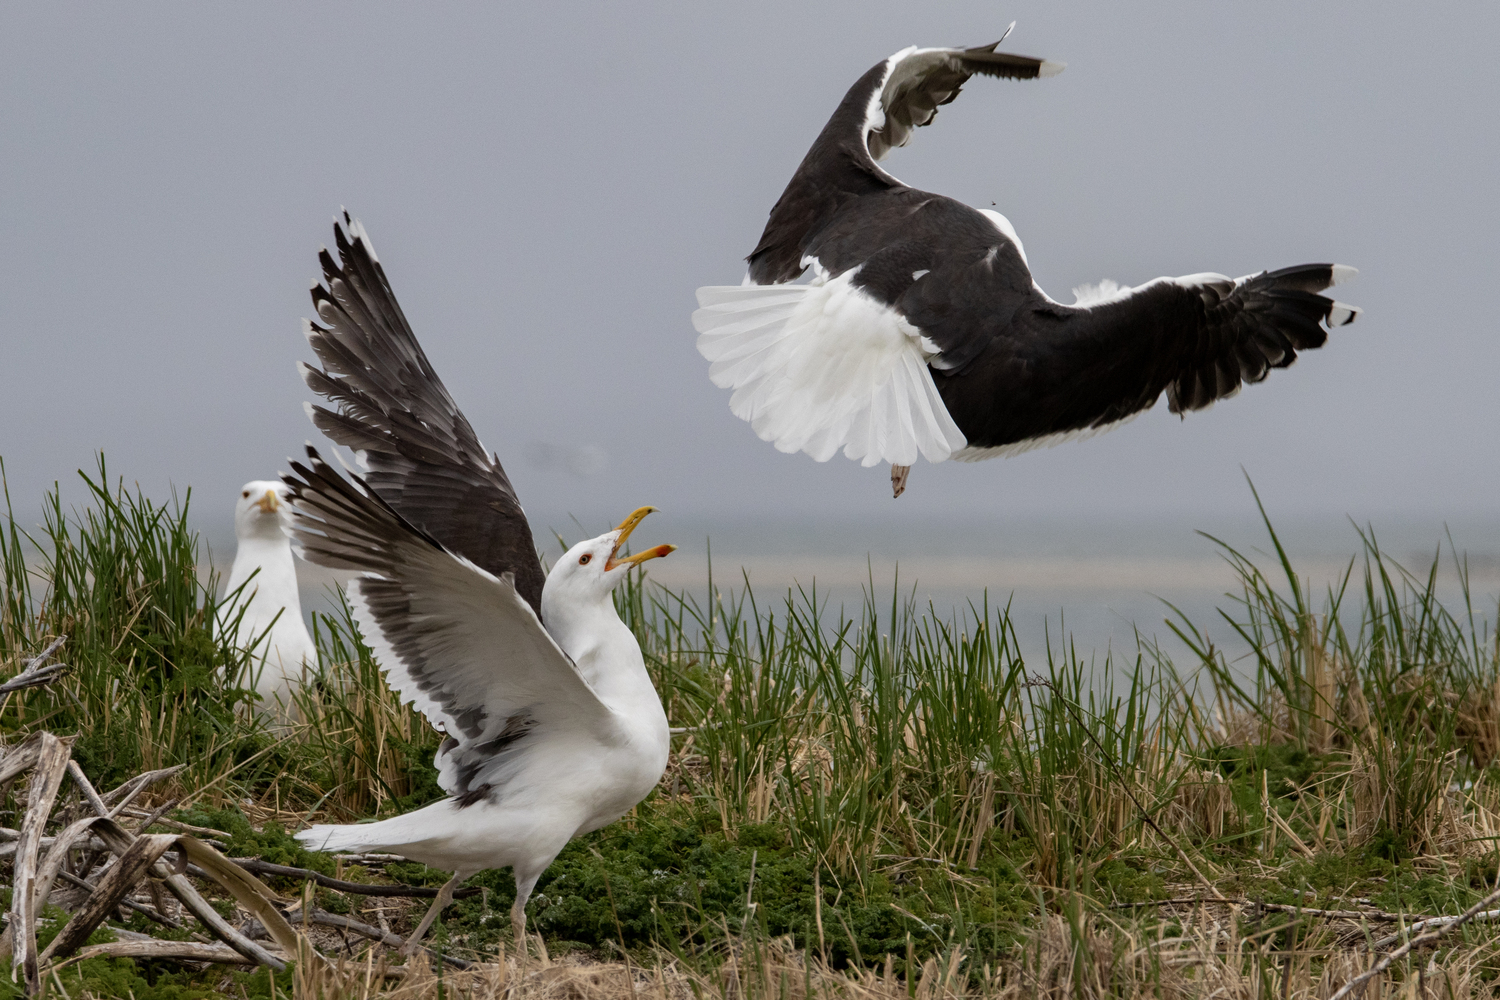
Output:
[233, 480, 293, 542]
[541, 506, 675, 611]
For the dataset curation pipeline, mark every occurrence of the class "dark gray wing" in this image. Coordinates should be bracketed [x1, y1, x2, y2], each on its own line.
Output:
[925, 264, 1361, 451]
[748, 39, 1061, 284]
[283, 447, 612, 805]
[300, 212, 547, 615]
[868, 40, 1064, 160]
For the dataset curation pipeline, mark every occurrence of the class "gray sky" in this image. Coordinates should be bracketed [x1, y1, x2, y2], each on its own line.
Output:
[3, 1, 1497, 555]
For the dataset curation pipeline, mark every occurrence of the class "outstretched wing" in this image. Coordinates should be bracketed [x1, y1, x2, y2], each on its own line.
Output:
[300, 212, 547, 615]
[748, 36, 1062, 284]
[283, 447, 614, 804]
[868, 36, 1065, 161]
[929, 264, 1362, 459]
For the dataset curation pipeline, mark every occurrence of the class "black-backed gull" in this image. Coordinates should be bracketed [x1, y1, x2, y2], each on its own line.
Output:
[288, 216, 676, 954]
[694, 28, 1360, 496]
[220, 480, 315, 713]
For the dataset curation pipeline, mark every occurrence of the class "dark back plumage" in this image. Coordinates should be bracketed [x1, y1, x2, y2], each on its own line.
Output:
[748, 41, 1059, 284]
[300, 214, 547, 613]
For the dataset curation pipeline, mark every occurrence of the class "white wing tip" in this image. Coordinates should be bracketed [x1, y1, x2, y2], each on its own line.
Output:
[351, 219, 379, 262]
[1039, 60, 1066, 78]
[1330, 264, 1358, 286]
[1328, 302, 1361, 326]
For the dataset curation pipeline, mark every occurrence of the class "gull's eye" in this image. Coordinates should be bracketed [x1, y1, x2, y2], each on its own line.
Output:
[578, 554, 591, 565]
[242, 490, 251, 498]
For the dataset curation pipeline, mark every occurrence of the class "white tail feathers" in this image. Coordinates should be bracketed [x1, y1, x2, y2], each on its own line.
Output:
[693, 269, 966, 467]
[295, 823, 387, 854]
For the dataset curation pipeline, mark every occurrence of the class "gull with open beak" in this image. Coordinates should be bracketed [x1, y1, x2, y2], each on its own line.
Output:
[286, 214, 677, 955]
[221, 480, 316, 713]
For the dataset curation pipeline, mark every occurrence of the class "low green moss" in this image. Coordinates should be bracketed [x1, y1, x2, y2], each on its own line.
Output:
[176, 805, 336, 875]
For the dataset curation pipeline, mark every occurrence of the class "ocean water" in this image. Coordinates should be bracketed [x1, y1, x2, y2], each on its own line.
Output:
[265, 513, 1500, 677]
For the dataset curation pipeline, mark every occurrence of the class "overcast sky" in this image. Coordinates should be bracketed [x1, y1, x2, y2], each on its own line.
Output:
[3, 2, 1496, 555]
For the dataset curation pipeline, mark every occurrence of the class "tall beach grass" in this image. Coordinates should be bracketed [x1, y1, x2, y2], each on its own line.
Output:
[3, 457, 1500, 997]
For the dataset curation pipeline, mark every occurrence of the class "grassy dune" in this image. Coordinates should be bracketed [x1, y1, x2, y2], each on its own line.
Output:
[2, 458, 1499, 998]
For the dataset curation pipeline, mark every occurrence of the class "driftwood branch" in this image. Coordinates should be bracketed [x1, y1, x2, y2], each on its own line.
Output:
[4, 738, 471, 985]
[0, 637, 70, 695]
[116, 806, 227, 839]
[1328, 884, 1500, 1000]
[39, 834, 181, 965]
[101, 764, 187, 818]
[0, 733, 46, 786]
[3, 732, 74, 995]
[33, 816, 120, 915]
[65, 761, 110, 817]
[1368, 907, 1500, 950]
[55, 760, 295, 973]
[271, 908, 472, 970]
[1110, 897, 1438, 923]
[55, 939, 259, 968]
[54, 870, 183, 930]
[229, 858, 482, 899]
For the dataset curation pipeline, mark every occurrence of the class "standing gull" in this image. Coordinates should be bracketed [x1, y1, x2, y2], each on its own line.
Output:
[221, 480, 316, 712]
[694, 27, 1360, 497]
[289, 215, 676, 953]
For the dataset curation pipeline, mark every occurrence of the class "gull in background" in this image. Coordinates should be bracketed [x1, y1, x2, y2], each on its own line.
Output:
[220, 480, 316, 713]
[287, 215, 676, 954]
[694, 26, 1360, 497]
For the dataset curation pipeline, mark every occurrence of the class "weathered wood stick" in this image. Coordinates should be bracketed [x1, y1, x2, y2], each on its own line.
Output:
[0, 733, 46, 786]
[54, 869, 183, 930]
[227, 859, 482, 899]
[278, 908, 472, 970]
[39, 834, 180, 964]
[32, 816, 113, 915]
[101, 765, 187, 818]
[87, 819, 288, 971]
[3, 732, 73, 997]
[54, 939, 259, 967]
[0, 637, 70, 696]
[65, 761, 109, 817]
[0, 663, 71, 695]
[1329, 884, 1500, 1000]
[1368, 907, 1500, 950]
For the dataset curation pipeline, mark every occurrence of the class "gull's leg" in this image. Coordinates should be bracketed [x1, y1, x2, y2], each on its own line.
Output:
[401, 872, 463, 954]
[891, 465, 911, 499]
[511, 870, 543, 965]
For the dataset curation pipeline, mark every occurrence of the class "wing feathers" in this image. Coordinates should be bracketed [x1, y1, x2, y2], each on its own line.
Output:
[301, 214, 547, 615]
[934, 263, 1359, 451]
[695, 275, 966, 466]
[283, 446, 611, 803]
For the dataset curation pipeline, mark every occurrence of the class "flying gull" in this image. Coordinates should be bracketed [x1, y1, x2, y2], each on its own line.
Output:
[288, 216, 676, 954]
[693, 27, 1360, 497]
[220, 480, 316, 713]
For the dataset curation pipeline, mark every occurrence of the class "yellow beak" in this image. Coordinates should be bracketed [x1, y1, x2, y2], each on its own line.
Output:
[605, 506, 677, 571]
[255, 489, 281, 514]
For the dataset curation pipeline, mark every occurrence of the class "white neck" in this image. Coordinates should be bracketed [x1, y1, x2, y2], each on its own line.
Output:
[541, 592, 623, 662]
[543, 592, 660, 714]
[225, 536, 302, 619]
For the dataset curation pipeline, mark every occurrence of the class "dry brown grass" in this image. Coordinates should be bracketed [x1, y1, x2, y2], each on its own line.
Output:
[56, 912, 1500, 1000]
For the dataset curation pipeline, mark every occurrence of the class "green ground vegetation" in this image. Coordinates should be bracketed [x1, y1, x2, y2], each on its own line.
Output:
[3, 457, 1500, 998]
